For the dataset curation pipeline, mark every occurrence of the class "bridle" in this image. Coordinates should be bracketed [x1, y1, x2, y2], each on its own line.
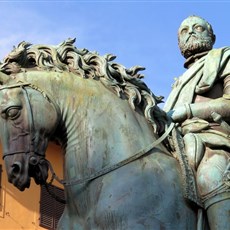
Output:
[0, 82, 65, 202]
[0, 82, 175, 204]
[0, 82, 60, 184]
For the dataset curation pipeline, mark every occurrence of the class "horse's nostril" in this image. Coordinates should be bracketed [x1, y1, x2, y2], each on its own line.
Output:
[11, 162, 22, 175]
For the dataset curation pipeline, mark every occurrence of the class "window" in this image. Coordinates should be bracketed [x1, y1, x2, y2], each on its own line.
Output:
[40, 184, 65, 230]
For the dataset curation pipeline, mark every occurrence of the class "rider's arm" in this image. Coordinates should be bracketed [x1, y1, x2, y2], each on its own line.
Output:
[170, 75, 230, 123]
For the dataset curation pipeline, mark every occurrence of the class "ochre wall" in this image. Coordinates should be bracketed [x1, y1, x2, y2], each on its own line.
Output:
[0, 143, 64, 230]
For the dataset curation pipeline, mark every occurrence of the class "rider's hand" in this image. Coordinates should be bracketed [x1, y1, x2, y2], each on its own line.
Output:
[167, 105, 189, 123]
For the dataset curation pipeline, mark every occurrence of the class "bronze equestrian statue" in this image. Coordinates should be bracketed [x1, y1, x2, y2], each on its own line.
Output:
[0, 16, 228, 230]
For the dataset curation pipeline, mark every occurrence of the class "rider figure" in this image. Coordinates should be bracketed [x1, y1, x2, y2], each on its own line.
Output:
[164, 15, 230, 229]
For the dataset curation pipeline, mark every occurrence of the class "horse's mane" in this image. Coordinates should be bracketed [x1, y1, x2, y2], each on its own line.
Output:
[0, 38, 168, 133]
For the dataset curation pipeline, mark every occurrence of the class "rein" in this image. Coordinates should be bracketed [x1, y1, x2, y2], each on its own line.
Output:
[47, 122, 175, 187]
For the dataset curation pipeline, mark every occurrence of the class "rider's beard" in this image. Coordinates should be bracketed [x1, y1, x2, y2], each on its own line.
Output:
[179, 35, 213, 59]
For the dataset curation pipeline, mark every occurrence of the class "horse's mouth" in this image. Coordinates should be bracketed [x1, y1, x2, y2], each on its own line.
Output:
[9, 159, 49, 190]
[29, 159, 49, 185]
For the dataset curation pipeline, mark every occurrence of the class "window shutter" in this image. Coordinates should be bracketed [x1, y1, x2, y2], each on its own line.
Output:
[40, 185, 65, 230]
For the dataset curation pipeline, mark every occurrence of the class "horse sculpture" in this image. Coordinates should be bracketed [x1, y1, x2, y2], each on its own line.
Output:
[0, 39, 200, 229]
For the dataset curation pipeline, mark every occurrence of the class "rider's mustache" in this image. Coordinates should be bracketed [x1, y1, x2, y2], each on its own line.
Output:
[186, 34, 198, 43]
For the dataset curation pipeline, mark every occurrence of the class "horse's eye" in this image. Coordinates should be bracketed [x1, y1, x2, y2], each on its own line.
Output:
[3, 107, 21, 120]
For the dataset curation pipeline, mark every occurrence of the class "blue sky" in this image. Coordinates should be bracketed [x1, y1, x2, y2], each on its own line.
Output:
[0, 1, 229, 106]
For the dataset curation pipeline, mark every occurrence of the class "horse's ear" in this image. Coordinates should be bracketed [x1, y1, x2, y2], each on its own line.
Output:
[0, 72, 10, 85]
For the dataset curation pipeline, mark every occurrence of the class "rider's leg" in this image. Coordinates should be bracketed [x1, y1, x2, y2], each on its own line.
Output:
[206, 195, 230, 230]
[183, 133, 205, 170]
[197, 147, 230, 230]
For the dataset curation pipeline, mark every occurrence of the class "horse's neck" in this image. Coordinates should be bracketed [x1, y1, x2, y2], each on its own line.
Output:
[56, 79, 158, 179]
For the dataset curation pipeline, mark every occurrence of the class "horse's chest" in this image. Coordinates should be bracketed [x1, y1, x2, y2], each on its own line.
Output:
[67, 154, 178, 228]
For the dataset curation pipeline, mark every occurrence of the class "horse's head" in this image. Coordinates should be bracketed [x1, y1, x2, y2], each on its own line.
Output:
[0, 83, 60, 191]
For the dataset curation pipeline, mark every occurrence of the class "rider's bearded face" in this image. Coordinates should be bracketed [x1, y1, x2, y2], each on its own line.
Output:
[178, 16, 215, 59]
